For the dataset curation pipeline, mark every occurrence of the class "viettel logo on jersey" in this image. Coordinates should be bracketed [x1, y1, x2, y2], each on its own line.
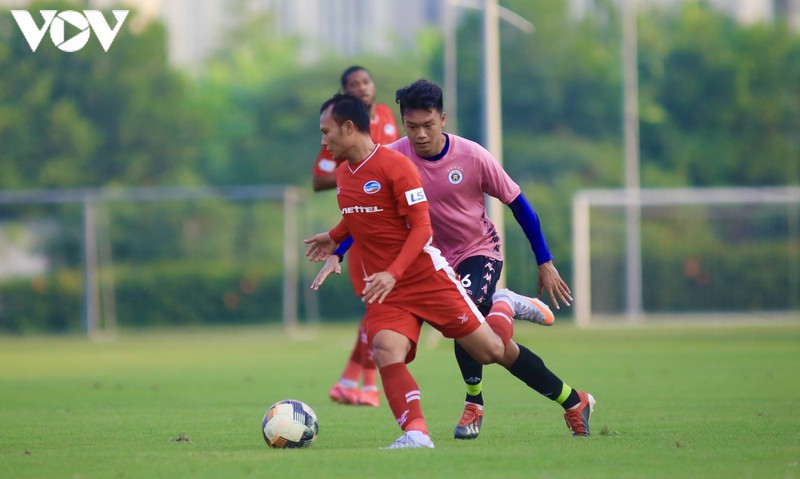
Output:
[363, 180, 382, 194]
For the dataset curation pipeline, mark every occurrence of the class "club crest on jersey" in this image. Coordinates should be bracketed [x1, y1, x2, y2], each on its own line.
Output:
[384, 124, 396, 136]
[363, 180, 382, 194]
[448, 168, 464, 185]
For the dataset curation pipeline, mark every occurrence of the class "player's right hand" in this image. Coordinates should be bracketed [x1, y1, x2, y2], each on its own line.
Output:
[362, 271, 396, 304]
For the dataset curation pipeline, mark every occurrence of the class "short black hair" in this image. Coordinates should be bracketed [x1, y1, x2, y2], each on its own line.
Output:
[320, 93, 370, 133]
[395, 79, 444, 117]
[340, 65, 370, 89]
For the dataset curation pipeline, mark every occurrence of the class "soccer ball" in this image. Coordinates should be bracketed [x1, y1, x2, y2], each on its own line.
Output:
[261, 399, 319, 448]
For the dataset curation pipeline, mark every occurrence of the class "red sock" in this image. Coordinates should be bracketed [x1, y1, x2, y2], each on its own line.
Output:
[340, 325, 366, 384]
[362, 366, 378, 390]
[339, 360, 361, 385]
[378, 362, 428, 434]
[358, 321, 378, 389]
[485, 300, 515, 346]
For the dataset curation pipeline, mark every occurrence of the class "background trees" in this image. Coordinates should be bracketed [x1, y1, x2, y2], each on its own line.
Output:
[0, 1, 205, 189]
[1, 0, 798, 329]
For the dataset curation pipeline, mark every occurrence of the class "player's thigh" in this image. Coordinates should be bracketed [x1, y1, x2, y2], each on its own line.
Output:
[455, 256, 503, 314]
[365, 302, 423, 364]
[400, 267, 484, 339]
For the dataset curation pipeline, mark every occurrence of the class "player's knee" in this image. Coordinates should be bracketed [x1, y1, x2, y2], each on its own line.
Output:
[372, 343, 407, 368]
[469, 341, 505, 365]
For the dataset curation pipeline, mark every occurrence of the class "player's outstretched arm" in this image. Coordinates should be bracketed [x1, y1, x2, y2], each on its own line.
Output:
[538, 261, 573, 309]
[507, 193, 572, 309]
[311, 255, 341, 291]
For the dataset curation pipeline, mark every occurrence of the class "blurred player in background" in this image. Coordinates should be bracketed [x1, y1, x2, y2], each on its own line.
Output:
[305, 93, 591, 448]
[311, 65, 400, 407]
[316, 79, 593, 439]
[312, 65, 399, 191]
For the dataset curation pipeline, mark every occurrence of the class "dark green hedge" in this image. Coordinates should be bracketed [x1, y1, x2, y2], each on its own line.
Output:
[0, 261, 369, 333]
[0, 263, 282, 333]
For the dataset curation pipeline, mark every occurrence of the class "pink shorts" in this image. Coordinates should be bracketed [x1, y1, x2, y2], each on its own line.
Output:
[364, 266, 484, 363]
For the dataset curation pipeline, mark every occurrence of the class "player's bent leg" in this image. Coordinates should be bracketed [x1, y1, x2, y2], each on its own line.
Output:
[454, 323, 505, 365]
[498, 340, 521, 368]
[493, 288, 554, 326]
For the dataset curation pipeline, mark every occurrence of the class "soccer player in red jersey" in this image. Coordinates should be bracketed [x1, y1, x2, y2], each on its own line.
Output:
[312, 66, 400, 408]
[305, 93, 589, 448]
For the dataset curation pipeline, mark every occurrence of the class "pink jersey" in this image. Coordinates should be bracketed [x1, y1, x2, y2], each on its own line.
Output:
[387, 134, 521, 269]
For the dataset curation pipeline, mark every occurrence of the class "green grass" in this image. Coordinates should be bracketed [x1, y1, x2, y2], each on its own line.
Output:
[1, 321, 799, 479]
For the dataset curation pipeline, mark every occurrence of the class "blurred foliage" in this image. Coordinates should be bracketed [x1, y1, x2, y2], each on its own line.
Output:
[189, 11, 432, 186]
[0, 0, 798, 330]
[0, 1, 205, 189]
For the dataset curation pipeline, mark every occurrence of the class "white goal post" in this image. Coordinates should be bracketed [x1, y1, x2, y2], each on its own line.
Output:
[572, 186, 800, 327]
[0, 186, 308, 339]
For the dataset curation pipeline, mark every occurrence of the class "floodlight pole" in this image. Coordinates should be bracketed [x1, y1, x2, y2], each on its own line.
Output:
[444, 0, 532, 136]
[482, 0, 507, 286]
[623, 0, 643, 322]
[444, 0, 532, 289]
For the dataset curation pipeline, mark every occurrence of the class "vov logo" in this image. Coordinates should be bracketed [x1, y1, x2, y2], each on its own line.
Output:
[11, 10, 130, 53]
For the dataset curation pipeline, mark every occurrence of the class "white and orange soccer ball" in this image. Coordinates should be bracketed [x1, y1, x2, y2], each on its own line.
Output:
[261, 399, 319, 448]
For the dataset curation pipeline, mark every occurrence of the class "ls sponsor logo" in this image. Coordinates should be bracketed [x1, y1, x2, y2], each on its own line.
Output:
[11, 10, 130, 52]
[405, 188, 427, 206]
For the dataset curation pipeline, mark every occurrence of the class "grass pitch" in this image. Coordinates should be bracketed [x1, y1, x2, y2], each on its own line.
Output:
[1, 321, 798, 479]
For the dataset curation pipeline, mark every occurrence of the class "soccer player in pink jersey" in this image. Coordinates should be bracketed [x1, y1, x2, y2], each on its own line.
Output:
[306, 93, 586, 448]
[311, 66, 400, 408]
[317, 79, 595, 439]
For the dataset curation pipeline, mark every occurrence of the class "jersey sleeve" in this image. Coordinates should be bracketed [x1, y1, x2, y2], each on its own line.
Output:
[477, 147, 521, 204]
[312, 145, 338, 177]
[329, 220, 350, 244]
[384, 153, 433, 280]
[374, 104, 400, 144]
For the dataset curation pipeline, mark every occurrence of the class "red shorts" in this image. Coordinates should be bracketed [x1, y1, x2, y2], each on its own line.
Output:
[364, 265, 484, 363]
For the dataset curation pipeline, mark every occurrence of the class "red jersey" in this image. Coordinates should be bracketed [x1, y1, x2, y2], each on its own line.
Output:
[328, 145, 448, 284]
[312, 104, 399, 177]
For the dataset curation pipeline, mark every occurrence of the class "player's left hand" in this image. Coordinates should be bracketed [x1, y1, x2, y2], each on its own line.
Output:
[362, 271, 396, 304]
[303, 232, 337, 262]
[538, 261, 573, 309]
[311, 255, 341, 290]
